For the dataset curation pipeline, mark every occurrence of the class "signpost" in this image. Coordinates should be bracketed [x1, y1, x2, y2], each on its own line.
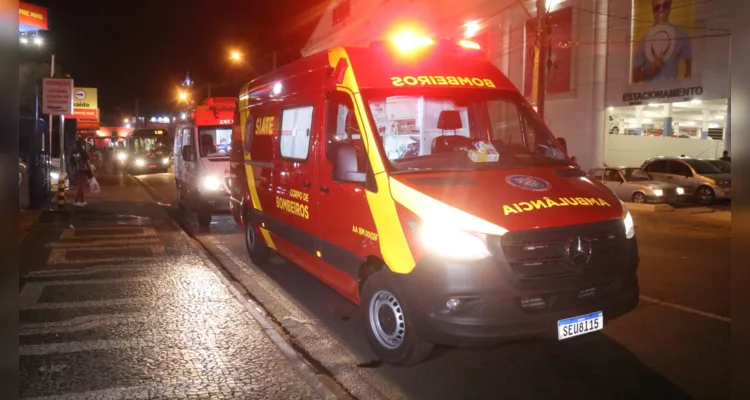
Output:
[42, 77, 74, 208]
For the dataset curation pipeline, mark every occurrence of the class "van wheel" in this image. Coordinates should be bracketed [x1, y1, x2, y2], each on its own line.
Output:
[197, 210, 212, 227]
[632, 192, 646, 204]
[361, 270, 434, 366]
[696, 186, 715, 205]
[245, 219, 270, 264]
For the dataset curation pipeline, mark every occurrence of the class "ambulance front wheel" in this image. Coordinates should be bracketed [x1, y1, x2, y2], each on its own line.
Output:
[361, 270, 434, 366]
[245, 220, 270, 264]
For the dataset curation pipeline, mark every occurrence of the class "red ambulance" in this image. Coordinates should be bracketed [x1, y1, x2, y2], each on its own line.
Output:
[174, 97, 236, 226]
[229, 33, 639, 365]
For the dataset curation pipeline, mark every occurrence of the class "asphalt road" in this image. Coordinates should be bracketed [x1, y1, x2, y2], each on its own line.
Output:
[137, 172, 730, 400]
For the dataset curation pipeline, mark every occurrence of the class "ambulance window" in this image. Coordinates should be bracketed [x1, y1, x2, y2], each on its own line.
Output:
[326, 93, 366, 171]
[279, 106, 313, 160]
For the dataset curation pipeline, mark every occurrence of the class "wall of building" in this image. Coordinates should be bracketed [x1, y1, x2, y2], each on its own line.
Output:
[302, 0, 730, 171]
[605, 134, 724, 166]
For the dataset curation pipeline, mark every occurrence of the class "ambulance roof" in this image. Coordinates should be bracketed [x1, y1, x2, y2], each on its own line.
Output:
[241, 40, 516, 97]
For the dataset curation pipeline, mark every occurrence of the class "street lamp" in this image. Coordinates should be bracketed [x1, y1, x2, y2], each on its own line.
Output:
[230, 51, 242, 62]
[178, 90, 189, 102]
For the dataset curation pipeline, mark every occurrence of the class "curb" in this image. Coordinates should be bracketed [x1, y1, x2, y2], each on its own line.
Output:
[133, 176, 346, 400]
[625, 203, 675, 213]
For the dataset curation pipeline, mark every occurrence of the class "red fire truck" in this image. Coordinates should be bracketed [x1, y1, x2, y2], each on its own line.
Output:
[229, 32, 639, 365]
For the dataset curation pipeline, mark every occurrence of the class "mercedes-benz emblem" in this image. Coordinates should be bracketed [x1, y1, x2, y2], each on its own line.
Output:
[566, 236, 593, 266]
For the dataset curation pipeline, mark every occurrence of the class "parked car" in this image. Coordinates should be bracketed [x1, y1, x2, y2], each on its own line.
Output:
[640, 156, 730, 205]
[702, 158, 731, 174]
[589, 167, 685, 204]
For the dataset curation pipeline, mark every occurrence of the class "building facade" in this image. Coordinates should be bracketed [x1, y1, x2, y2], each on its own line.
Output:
[303, 0, 731, 170]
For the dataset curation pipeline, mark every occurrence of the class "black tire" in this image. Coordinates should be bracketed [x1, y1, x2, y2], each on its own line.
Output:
[244, 217, 270, 264]
[197, 210, 212, 227]
[632, 192, 646, 204]
[696, 186, 715, 205]
[361, 270, 434, 366]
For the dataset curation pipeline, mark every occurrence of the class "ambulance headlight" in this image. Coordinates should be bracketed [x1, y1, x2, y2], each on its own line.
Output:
[117, 152, 128, 161]
[135, 158, 145, 167]
[162, 157, 170, 165]
[418, 222, 491, 260]
[622, 205, 635, 239]
[202, 175, 222, 191]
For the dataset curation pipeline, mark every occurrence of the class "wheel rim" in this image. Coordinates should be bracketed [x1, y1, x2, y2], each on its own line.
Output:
[369, 290, 406, 350]
[633, 193, 645, 204]
[698, 188, 713, 203]
[245, 223, 256, 251]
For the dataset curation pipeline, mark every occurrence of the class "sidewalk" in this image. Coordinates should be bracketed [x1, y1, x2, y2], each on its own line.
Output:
[19, 174, 334, 399]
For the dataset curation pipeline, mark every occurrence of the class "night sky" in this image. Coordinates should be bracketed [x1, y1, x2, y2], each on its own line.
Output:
[28, 0, 328, 119]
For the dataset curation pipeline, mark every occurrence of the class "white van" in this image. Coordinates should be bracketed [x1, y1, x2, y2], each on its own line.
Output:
[173, 97, 236, 226]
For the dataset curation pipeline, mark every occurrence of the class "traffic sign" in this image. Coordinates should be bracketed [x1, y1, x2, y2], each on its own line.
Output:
[42, 78, 74, 115]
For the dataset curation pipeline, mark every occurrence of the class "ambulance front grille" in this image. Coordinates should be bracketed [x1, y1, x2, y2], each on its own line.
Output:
[492, 219, 625, 280]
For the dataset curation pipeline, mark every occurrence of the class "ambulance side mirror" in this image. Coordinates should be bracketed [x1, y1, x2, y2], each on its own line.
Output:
[557, 137, 568, 153]
[332, 144, 366, 184]
[181, 145, 195, 162]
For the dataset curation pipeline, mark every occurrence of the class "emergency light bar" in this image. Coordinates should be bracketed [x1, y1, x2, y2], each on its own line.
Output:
[370, 36, 483, 56]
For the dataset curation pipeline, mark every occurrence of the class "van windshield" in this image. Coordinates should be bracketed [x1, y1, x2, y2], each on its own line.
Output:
[362, 88, 570, 173]
[198, 126, 232, 158]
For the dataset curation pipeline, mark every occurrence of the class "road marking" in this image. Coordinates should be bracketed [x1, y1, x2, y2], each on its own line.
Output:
[21, 297, 151, 310]
[639, 295, 731, 323]
[20, 339, 141, 355]
[45, 238, 161, 248]
[60, 226, 157, 239]
[20, 313, 145, 335]
[47, 245, 165, 265]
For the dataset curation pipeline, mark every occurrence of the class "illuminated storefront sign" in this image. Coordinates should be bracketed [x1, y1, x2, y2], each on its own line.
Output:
[19, 2, 48, 32]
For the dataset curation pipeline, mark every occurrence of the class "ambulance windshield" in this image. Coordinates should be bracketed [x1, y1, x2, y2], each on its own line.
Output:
[198, 126, 232, 158]
[363, 89, 570, 172]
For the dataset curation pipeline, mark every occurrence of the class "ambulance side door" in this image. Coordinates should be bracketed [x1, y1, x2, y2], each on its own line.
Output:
[271, 100, 322, 278]
[315, 91, 377, 301]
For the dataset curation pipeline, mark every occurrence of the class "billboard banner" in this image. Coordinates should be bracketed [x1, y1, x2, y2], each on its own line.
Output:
[19, 2, 48, 32]
[523, 6, 573, 97]
[66, 87, 99, 120]
[631, 0, 695, 84]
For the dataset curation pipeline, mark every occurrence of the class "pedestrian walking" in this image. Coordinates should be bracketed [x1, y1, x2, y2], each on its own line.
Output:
[69, 139, 92, 206]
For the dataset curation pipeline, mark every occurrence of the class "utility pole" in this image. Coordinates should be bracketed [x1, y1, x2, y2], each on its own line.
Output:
[532, 0, 550, 120]
[135, 98, 140, 128]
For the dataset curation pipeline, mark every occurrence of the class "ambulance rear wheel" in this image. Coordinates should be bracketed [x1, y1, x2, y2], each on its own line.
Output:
[245, 220, 270, 264]
[197, 210, 212, 227]
[361, 270, 434, 366]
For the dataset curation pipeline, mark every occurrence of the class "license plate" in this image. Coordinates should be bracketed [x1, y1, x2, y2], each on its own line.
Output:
[557, 311, 603, 340]
[149, 164, 156, 168]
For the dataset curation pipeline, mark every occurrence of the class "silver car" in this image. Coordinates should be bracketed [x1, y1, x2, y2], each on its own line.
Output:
[641, 156, 731, 205]
[589, 167, 686, 204]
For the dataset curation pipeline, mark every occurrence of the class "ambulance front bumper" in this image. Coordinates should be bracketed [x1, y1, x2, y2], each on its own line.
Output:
[392, 229, 639, 346]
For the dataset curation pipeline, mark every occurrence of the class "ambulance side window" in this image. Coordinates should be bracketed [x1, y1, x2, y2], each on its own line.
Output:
[326, 93, 366, 173]
[279, 106, 313, 160]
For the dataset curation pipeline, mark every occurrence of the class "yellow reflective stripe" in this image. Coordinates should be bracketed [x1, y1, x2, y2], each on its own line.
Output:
[328, 48, 415, 274]
[240, 87, 276, 251]
[389, 178, 508, 236]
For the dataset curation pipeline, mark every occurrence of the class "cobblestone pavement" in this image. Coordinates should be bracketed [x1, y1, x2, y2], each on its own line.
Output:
[19, 175, 325, 400]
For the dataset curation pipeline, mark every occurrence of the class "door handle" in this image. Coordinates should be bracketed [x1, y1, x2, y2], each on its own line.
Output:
[320, 186, 330, 194]
[302, 181, 311, 188]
